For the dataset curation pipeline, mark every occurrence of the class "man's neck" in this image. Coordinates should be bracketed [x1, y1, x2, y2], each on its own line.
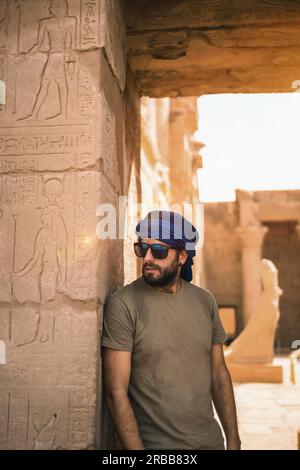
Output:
[155, 277, 182, 294]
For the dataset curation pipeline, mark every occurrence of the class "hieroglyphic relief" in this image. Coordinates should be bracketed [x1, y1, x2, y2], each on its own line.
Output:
[17, 0, 77, 121]
[0, 392, 9, 447]
[0, 305, 98, 448]
[0, 126, 93, 155]
[0, 168, 100, 347]
[72, 171, 99, 297]
[0, 0, 102, 450]
[69, 389, 91, 449]
[7, 392, 29, 449]
[12, 176, 68, 303]
[0, 168, 100, 301]
[0, 0, 100, 125]
[0, 1, 9, 116]
[0, 209, 7, 297]
[0, 0, 99, 174]
[0, 388, 67, 449]
[80, 0, 100, 50]
[0, 391, 29, 449]
[78, 67, 97, 121]
[0, 303, 98, 357]
[1, 175, 37, 207]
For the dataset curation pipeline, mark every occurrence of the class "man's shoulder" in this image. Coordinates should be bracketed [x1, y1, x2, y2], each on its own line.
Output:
[186, 282, 215, 306]
[107, 277, 144, 306]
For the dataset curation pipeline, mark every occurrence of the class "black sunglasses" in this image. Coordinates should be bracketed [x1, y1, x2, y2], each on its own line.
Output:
[134, 242, 177, 260]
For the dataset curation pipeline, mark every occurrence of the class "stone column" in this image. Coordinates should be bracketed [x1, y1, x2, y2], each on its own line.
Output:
[168, 97, 198, 205]
[236, 225, 268, 325]
[0, 0, 136, 450]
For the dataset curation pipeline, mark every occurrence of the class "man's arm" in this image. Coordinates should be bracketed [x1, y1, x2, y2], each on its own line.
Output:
[102, 347, 145, 450]
[211, 344, 241, 450]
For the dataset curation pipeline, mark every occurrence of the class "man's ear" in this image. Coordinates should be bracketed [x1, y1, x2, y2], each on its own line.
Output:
[179, 250, 188, 265]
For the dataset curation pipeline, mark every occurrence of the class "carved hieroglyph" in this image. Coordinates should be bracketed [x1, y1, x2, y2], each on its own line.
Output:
[0, 0, 126, 449]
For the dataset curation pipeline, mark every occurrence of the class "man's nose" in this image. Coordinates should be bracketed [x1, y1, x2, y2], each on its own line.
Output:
[144, 247, 154, 262]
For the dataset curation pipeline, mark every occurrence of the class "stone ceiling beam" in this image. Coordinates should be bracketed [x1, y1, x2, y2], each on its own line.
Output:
[126, 0, 300, 97]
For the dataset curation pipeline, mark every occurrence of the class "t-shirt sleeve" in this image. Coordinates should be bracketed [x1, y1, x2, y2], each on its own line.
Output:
[101, 294, 134, 352]
[210, 294, 227, 345]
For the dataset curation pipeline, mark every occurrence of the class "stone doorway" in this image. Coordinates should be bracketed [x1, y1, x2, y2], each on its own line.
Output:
[262, 221, 300, 353]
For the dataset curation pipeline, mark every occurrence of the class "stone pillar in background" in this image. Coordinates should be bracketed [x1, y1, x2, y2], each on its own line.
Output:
[0, 0, 135, 450]
[140, 97, 204, 286]
[236, 190, 268, 325]
[140, 97, 171, 209]
[236, 224, 268, 325]
[190, 138, 205, 286]
[168, 97, 198, 205]
[167, 97, 205, 286]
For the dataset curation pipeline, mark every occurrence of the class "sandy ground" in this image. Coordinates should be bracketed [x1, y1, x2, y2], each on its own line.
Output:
[231, 357, 300, 450]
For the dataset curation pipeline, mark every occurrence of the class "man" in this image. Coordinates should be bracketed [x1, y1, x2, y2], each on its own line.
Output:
[102, 211, 241, 450]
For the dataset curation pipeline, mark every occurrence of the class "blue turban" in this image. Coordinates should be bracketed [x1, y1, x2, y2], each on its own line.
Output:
[135, 210, 199, 282]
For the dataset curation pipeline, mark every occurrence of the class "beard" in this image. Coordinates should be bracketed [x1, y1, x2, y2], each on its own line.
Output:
[142, 255, 179, 287]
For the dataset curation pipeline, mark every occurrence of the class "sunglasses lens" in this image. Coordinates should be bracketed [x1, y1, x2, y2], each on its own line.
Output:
[134, 243, 170, 259]
[151, 245, 169, 259]
[134, 243, 146, 257]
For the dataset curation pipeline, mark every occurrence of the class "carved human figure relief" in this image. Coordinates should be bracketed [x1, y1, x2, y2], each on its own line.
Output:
[12, 179, 68, 302]
[18, 0, 77, 121]
[0, 0, 9, 52]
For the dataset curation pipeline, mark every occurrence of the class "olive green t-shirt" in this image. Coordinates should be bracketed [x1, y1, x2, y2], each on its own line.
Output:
[101, 276, 227, 450]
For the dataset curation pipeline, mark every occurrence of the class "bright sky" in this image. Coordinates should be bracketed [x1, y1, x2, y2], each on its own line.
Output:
[195, 93, 300, 202]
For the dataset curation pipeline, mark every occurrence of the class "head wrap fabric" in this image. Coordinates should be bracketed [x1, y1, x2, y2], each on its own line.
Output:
[135, 210, 199, 282]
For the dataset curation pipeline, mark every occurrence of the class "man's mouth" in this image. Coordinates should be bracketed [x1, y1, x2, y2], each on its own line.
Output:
[145, 266, 159, 272]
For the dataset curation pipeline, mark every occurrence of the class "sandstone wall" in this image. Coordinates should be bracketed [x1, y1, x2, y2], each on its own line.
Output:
[204, 201, 243, 332]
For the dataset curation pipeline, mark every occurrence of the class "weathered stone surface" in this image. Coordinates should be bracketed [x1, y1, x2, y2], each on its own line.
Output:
[204, 201, 243, 329]
[0, 0, 134, 449]
[101, 0, 126, 91]
[0, 302, 99, 449]
[127, 0, 300, 32]
[126, 0, 300, 96]
[0, 169, 103, 303]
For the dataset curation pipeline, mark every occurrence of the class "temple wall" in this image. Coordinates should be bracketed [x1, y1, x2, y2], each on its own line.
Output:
[204, 201, 243, 332]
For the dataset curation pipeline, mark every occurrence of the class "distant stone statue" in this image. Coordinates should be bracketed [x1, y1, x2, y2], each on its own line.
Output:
[225, 258, 282, 364]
